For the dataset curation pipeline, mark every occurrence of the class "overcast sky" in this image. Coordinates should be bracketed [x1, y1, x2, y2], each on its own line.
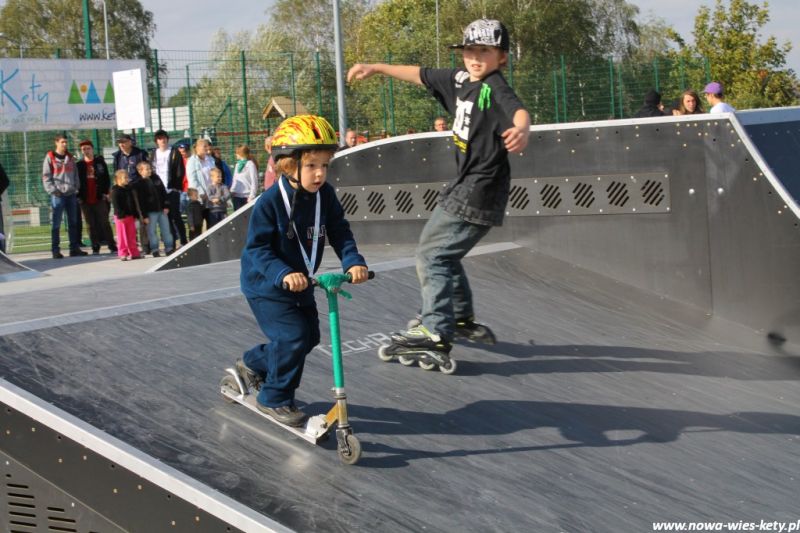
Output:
[137, 0, 799, 74]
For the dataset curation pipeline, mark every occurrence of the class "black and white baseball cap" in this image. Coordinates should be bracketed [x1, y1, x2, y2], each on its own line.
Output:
[450, 19, 510, 52]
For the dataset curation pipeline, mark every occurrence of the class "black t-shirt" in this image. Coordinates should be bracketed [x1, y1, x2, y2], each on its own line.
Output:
[420, 67, 525, 226]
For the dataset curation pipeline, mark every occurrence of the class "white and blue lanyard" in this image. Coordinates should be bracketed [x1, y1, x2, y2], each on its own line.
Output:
[278, 177, 320, 274]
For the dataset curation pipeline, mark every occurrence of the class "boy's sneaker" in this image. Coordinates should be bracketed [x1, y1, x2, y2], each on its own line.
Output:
[235, 359, 263, 391]
[255, 402, 307, 427]
[392, 325, 452, 353]
[152, 251, 160, 258]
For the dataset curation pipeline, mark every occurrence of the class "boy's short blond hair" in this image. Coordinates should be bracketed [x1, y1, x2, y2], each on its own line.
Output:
[275, 149, 335, 177]
[210, 167, 222, 179]
[136, 160, 151, 171]
[187, 188, 198, 199]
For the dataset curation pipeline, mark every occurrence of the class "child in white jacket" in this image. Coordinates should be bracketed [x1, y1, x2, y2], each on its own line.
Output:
[230, 145, 259, 210]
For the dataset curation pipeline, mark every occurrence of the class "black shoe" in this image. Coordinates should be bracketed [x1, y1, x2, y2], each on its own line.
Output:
[52, 252, 64, 259]
[69, 249, 88, 257]
[109, 247, 118, 254]
[235, 360, 263, 391]
[164, 249, 174, 255]
[152, 251, 160, 258]
[92, 248, 100, 255]
[255, 402, 307, 427]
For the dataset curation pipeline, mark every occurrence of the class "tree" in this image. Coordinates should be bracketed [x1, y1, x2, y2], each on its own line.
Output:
[0, 0, 154, 60]
[690, 0, 797, 108]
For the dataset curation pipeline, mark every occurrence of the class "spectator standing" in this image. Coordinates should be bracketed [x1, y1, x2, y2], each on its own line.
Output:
[186, 138, 216, 231]
[344, 129, 358, 148]
[230, 145, 259, 210]
[42, 134, 86, 258]
[0, 162, 8, 253]
[212, 146, 233, 188]
[149, 129, 187, 247]
[634, 90, 666, 118]
[76, 140, 117, 255]
[433, 116, 448, 131]
[186, 188, 204, 239]
[112, 134, 148, 184]
[672, 89, 704, 116]
[263, 135, 277, 191]
[703, 82, 736, 113]
[206, 167, 231, 228]
[109, 170, 141, 261]
[135, 161, 173, 257]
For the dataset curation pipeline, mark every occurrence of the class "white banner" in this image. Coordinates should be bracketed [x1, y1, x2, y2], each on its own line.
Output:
[0, 58, 149, 132]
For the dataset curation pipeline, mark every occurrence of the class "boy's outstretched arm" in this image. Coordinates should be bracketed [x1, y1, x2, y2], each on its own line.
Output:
[501, 109, 531, 154]
[347, 63, 423, 86]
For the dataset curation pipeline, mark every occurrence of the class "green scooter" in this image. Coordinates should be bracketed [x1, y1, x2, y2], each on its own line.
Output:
[220, 271, 374, 465]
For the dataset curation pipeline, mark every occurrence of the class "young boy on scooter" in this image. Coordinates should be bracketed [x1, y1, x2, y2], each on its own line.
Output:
[237, 115, 369, 427]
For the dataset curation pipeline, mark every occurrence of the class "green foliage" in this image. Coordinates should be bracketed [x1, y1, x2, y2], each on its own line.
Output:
[688, 0, 797, 108]
[0, 0, 154, 60]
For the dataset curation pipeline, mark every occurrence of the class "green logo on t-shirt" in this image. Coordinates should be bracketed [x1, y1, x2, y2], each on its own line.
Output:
[478, 83, 492, 111]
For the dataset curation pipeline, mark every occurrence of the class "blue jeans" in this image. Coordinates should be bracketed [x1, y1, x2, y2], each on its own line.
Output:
[243, 297, 320, 407]
[51, 193, 81, 253]
[146, 211, 174, 252]
[416, 205, 491, 340]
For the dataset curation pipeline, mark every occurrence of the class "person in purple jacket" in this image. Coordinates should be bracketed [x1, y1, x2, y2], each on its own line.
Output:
[236, 115, 369, 427]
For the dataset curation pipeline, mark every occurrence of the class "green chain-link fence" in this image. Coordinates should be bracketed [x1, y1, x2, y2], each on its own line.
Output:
[0, 48, 712, 253]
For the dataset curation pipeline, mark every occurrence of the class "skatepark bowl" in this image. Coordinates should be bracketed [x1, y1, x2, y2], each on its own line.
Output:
[0, 108, 797, 532]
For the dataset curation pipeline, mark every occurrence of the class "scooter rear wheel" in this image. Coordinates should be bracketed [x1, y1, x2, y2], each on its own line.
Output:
[338, 434, 362, 465]
[219, 375, 240, 403]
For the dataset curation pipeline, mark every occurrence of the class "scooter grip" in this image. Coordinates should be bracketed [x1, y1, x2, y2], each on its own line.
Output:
[282, 271, 375, 290]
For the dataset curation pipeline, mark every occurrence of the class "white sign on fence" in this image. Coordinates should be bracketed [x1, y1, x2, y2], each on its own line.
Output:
[112, 68, 148, 130]
[0, 58, 148, 132]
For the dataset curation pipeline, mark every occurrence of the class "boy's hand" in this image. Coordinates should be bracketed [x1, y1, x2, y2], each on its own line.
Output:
[501, 125, 530, 153]
[282, 272, 308, 292]
[347, 265, 369, 284]
[347, 64, 376, 83]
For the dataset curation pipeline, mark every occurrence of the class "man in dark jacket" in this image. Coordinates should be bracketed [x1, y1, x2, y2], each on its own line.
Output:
[148, 129, 187, 246]
[0, 162, 8, 253]
[112, 134, 148, 184]
[634, 89, 666, 118]
[77, 140, 117, 255]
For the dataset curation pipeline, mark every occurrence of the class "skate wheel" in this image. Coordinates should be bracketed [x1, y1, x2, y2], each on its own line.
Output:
[418, 360, 436, 371]
[398, 355, 416, 366]
[337, 434, 362, 465]
[479, 326, 497, 345]
[378, 345, 394, 362]
[439, 359, 458, 375]
[219, 375, 240, 403]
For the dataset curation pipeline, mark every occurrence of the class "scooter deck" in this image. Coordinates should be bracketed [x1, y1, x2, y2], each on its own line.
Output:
[220, 381, 330, 444]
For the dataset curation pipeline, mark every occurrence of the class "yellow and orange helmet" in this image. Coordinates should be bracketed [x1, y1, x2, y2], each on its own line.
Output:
[271, 115, 338, 161]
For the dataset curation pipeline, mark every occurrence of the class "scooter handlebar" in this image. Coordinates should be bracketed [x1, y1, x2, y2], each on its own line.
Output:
[282, 270, 375, 290]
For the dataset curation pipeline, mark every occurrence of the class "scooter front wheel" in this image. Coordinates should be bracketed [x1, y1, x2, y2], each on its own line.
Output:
[338, 434, 362, 465]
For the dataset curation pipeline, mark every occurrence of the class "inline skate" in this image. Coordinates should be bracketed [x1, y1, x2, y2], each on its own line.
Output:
[405, 315, 497, 345]
[378, 325, 457, 374]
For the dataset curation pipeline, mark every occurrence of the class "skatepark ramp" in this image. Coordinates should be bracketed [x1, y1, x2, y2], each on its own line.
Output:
[0, 108, 797, 532]
[0, 250, 42, 282]
[154, 108, 800, 343]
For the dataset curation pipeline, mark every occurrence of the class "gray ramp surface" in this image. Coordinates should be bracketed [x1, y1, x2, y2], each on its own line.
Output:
[0, 247, 798, 532]
[0, 249, 41, 282]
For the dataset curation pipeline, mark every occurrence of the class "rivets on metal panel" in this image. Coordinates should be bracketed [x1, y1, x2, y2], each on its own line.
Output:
[689, 188, 696, 195]
[717, 188, 724, 195]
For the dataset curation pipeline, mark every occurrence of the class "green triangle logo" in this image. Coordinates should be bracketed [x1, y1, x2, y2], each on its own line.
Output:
[103, 82, 115, 103]
[68, 81, 83, 104]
